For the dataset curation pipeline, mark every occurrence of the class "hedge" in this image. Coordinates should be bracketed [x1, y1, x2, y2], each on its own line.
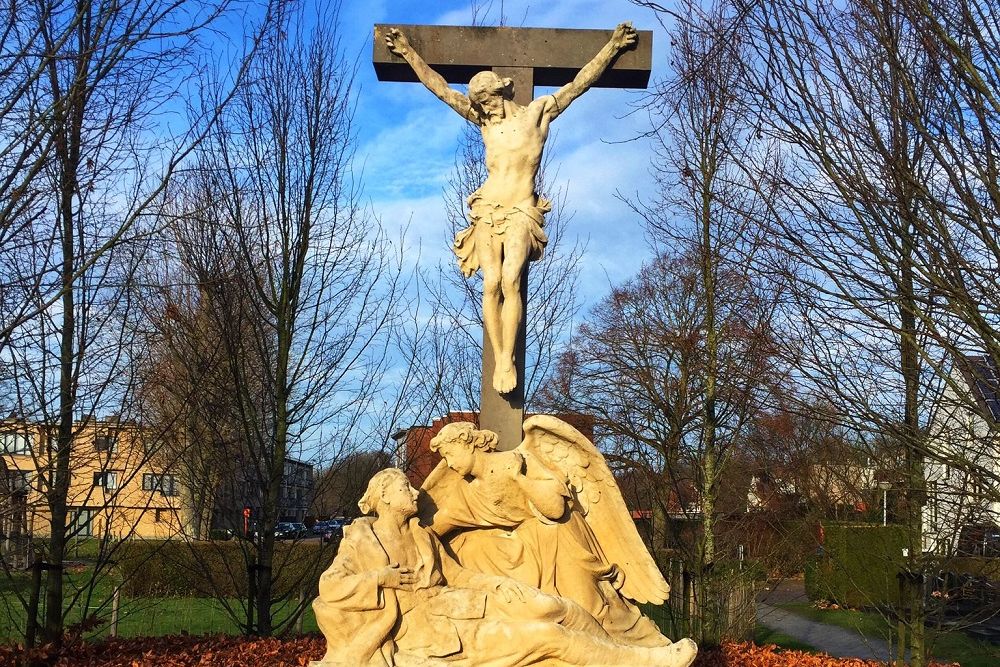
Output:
[805, 524, 908, 608]
[117, 539, 338, 599]
[947, 556, 1000, 581]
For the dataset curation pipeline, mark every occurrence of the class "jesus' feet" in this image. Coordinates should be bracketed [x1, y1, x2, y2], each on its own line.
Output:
[493, 361, 517, 394]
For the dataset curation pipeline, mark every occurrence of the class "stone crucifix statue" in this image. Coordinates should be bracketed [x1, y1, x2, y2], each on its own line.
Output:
[382, 23, 638, 395]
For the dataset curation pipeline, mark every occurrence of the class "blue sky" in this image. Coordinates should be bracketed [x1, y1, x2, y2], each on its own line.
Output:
[335, 0, 673, 311]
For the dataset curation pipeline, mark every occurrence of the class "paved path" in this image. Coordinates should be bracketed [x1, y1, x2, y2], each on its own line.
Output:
[757, 601, 896, 662]
[755, 578, 903, 662]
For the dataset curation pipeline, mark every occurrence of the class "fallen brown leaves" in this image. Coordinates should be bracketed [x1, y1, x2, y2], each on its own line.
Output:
[695, 642, 960, 667]
[5, 635, 325, 666]
[1, 636, 961, 666]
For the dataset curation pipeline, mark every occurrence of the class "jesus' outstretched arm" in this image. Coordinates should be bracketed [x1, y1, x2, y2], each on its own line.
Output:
[380, 27, 477, 122]
[544, 22, 638, 118]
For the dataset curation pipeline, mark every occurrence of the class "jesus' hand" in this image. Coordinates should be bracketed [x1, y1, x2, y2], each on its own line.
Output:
[378, 563, 417, 590]
[383, 27, 411, 57]
[611, 22, 638, 52]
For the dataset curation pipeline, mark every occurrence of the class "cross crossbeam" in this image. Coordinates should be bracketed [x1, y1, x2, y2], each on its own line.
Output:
[373, 24, 652, 91]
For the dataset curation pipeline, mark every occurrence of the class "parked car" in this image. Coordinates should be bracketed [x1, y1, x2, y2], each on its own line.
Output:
[274, 522, 308, 540]
[319, 518, 346, 542]
[312, 520, 334, 536]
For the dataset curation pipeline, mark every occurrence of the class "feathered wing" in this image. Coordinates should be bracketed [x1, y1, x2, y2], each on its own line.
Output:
[518, 415, 670, 605]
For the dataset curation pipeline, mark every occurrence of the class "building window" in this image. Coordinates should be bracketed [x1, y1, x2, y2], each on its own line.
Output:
[154, 508, 167, 523]
[92, 471, 118, 490]
[0, 431, 32, 455]
[69, 508, 93, 537]
[94, 433, 117, 453]
[3, 470, 30, 494]
[142, 473, 177, 496]
[928, 481, 939, 526]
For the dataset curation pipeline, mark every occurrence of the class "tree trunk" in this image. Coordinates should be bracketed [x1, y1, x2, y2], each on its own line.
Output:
[899, 219, 926, 666]
[255, 314, 293, 634]
[44, 46, 86, 640]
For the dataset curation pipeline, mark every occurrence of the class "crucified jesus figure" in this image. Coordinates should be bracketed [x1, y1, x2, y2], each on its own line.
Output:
[383, 23, 638, 394]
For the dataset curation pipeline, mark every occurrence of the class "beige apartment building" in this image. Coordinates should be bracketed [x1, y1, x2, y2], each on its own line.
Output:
[0, 416, 183, 542]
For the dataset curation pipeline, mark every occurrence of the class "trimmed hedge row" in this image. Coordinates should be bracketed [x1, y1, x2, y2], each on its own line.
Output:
[117, 539, 338, 599]
[805, 524, 908, 608]
[948, 556, 1000, 581]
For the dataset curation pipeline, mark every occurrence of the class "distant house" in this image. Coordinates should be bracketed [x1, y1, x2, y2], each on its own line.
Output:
[923, 354, 1000, 555]
[746, 460, 876, 517]
[0, 416, 184, 544]
[0, 414, 317, 550]
[746, 472, 800, 512]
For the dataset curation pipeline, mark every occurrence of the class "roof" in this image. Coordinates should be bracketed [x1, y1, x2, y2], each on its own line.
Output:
[961, 355, 1000, 424]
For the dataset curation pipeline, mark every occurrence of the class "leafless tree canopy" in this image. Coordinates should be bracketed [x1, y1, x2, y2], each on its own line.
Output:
[627, 0, 1000, 661]
[0, 0, 264, 645]
[135, 4, 404, 635]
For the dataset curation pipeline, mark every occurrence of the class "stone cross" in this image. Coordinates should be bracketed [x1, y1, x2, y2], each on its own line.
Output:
[374, 24, 652, 450]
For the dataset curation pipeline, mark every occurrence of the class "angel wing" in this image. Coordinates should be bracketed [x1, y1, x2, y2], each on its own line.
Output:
[518, 415, 670, 605]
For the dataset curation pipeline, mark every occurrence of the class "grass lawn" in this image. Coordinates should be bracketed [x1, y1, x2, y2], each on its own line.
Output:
[105, 597, 319, 638]
[0, 564, 318, 642]
[779, 602, 1000, 667]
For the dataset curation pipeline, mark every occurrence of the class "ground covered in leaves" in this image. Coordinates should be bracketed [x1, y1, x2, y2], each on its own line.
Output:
[3, 635, 961, 666]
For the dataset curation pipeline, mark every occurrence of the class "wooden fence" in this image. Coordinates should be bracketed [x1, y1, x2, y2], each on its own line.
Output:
[643, 559, 758, 645]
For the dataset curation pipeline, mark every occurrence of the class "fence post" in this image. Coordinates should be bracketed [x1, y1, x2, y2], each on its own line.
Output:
[681, 566, 693, 639]
[295, 590, 305, 635]
[896, 572, 907, 665]
[25, 553, 43, 650]
[247, 557, 257, 635]
[110, 587, 120, 637]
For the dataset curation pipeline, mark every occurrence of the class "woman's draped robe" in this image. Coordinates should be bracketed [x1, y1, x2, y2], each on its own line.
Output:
[424, 451, 668, 647]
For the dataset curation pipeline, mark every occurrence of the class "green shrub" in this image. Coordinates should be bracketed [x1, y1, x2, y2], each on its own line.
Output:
[947, 556, 1000, 581]
[805, 523, 908, 608]
[117, 539, 337, 599]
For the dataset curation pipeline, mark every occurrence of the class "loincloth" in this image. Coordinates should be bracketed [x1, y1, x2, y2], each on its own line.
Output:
[453, 191, 550, 278]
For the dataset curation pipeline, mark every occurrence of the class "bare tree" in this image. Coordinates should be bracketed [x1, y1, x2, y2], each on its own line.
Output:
[158, 3, 405, 635]
[136, 266, 247, 540]
[544, 0, 783, 643]
[0, 0, 263, 645]
[543, 245, 780, 643]
[599, 0, 1000, 658]
[690, 0, 981, 661]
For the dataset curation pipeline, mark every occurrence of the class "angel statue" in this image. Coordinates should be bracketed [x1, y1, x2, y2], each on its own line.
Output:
[419, 415, 676, 648]
[311, 467, 698, 666]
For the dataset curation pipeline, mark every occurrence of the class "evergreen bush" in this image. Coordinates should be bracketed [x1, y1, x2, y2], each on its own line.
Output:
[805, 523, 908, 608]
[117, 539, 337, 598]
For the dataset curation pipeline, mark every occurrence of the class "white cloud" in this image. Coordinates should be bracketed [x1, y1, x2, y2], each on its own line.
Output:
[356, 104, 468, 201]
